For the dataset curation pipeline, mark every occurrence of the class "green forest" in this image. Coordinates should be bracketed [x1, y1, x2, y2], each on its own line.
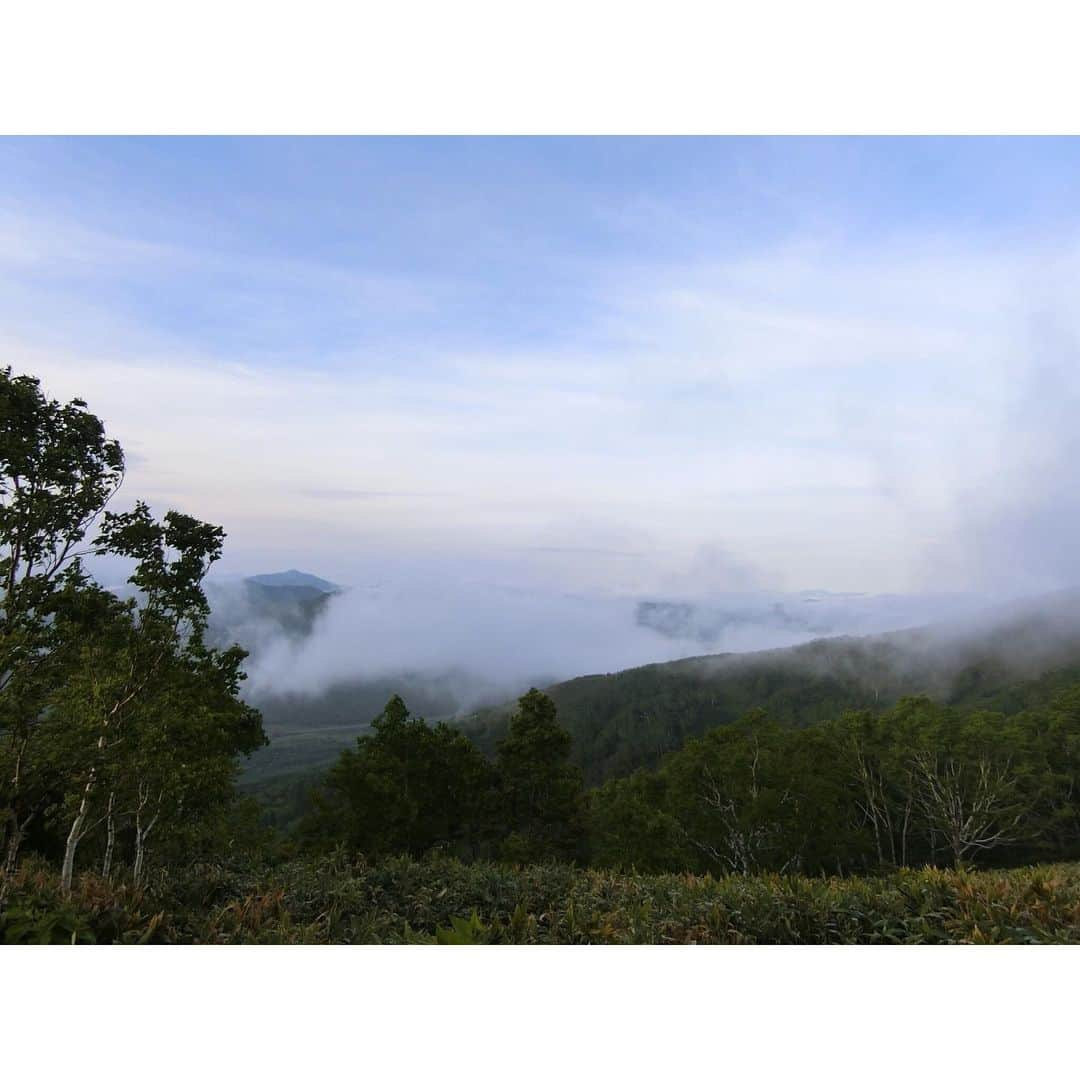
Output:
[6, 364, 1080, 944]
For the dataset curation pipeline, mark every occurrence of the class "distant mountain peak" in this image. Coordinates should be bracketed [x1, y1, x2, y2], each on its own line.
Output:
[245, 570, 340, 593]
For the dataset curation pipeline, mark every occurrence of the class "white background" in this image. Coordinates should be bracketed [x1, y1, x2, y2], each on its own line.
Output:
[3, 2, 1079, 1076]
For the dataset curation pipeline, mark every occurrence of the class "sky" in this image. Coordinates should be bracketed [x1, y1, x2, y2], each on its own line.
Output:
[3, 136, 1080, 599]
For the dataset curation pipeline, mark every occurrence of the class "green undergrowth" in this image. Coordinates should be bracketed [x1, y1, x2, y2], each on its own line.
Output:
[4, 855, 1080, 944]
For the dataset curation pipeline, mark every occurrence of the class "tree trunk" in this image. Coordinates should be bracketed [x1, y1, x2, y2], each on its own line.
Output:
[869, 805, 884, 866]
[3, 820, 23, 878]
[1, 736, 29, 891]
[132, 831, 145, 886]
[133, 820, 158, 887]
[132, 787, 161, 888]
[950, 829, 964, 869]
[61, 813, 86, 895]
[61, 771, 96, 894]
[101, 791, 116, 878]
[0, 799, 43, 901]
[900, 795, 911, 868]
[1, 826, 22, 903]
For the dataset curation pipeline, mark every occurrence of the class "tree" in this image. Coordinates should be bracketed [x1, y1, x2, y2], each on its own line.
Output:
[497, 689, 584, 862]
[912, 753, 1024, 867]
[303, 695, 497, 859]
[50, 501, 265, 892]
[834, 699, 942, 869]
[653, 710, 865, 876]
[586, 769, 686, 872]
[663, 714, 804, 874]
[88, 634, 266, 884]
[832, 698, 1035, 869]
[1, 365, 266, 894]
[910, 710, 1029, 868]
[0, 367, 124, 880]
[1011, 688, 1080, 859]
[42, 585, 143, 889]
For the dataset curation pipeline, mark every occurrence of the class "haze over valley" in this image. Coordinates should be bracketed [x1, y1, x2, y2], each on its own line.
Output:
[212, 567, 987, 708]
[205, 568, 1080, 786]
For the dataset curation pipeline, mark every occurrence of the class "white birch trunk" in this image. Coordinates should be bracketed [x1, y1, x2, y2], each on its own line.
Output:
[60, 773, 95, 894]
[101, 791, 116, 878]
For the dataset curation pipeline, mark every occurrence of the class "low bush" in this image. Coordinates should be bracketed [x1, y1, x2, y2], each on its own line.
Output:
[5, 855, 1080, 944]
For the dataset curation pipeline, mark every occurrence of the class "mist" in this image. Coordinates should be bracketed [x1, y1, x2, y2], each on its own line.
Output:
[235, 574, 992, 712]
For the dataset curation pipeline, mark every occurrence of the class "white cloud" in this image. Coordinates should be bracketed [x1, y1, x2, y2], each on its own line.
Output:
[3, 215, 1080, 597]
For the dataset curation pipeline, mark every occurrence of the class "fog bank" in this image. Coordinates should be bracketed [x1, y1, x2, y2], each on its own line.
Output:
[239, 577, 990, 710]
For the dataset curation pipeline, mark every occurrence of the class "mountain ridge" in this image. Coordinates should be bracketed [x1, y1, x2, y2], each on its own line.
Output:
[246, 570, 340, 593]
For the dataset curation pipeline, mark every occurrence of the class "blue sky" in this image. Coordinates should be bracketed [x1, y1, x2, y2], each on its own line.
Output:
[3, 137, 1080, 595]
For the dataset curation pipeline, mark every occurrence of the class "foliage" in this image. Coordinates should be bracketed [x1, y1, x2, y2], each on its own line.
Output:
[496, 688, 585, 862]
[7, 853, 1080, 944]
[0, 366, 125, 875]
[0, 367, 265, 897]
[461, 636, 1080, 788]
[300, 687, 585, 865]
[433, 910, 490, 944]
[586, 691, 1080, 874]
[300, 694, 498, 859]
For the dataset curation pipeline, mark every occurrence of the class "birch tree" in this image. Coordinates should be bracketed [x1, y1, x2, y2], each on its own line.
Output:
[121, 639, 264, 884]
[54, 502, 238, 892]
[837, 701, 937, 869]
[912, 749, 1027, 867]
[0, 367, 123, 883]
[666, 714, 807, 874]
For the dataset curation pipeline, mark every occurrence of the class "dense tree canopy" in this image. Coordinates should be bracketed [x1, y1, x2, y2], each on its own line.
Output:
[585, 692, 1080, 874]
[302, 694, 498, 859]
[301, 687, 585, 864]
[497, 688, 585, 862]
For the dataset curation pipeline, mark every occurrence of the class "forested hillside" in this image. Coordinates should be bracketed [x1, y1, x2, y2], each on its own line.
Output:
[459, 603, 1080, 785]
[242, 591, 1080, 837]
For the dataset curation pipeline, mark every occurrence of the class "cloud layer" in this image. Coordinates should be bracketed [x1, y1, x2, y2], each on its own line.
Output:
[3, 139, 1080, 602]
[240, 578, 988, 706]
